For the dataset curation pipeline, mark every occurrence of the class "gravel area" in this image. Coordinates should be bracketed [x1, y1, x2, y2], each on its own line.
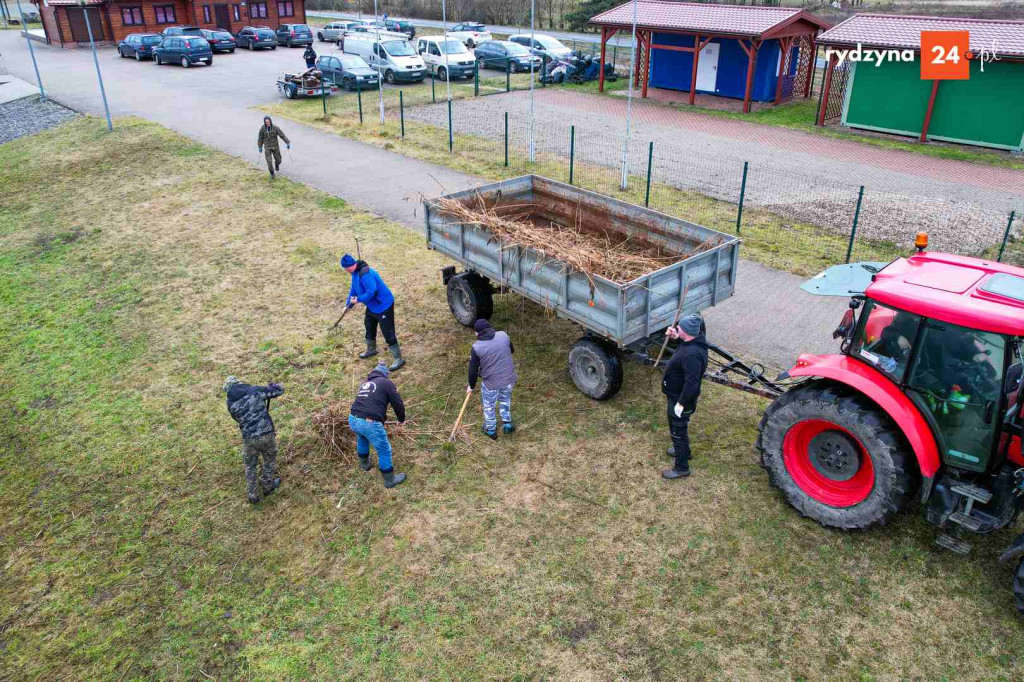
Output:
[405, 90, 1024, 252]
[0, 96, 78, 145]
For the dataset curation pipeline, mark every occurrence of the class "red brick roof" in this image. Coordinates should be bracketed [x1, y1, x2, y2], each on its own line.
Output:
[590, 1, 827, 37]
[819, 14, 1024, 58]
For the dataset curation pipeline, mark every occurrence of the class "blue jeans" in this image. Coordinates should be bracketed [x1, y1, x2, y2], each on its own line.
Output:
[481, 383, 513, 432]
[348, 414, 393, 471]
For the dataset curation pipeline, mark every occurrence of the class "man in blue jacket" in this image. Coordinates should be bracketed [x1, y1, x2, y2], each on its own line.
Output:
[341, 253, 405, 371]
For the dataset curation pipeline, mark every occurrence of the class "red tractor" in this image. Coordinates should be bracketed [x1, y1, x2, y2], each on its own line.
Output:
[757, 240, 1024, 612]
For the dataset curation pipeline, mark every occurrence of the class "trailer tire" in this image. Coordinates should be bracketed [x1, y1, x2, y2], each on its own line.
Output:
[757, 381, 917, 530]
[569, 337, 623, 401]
[446, 273, 492, 327]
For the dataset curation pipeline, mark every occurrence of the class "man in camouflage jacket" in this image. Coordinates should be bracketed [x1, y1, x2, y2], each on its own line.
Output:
[224, 376, 284, 503]
[257, 115, 290, 179]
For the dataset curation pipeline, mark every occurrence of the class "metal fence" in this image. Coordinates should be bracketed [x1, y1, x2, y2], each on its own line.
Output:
[307, 82, 1023, 276]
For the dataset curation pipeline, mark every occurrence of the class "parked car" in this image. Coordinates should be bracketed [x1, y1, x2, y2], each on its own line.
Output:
[117, 33, 162, 61]
[154, 36, 213, 67]
[276, 23, 313, 47]
[315, 54, 380, 91]
[200, 29, 236, 53]
[447, 22, 491, 48]
[509, 33, 572, 61]
[474, 40, 542, 73]
[384, 18, 415, 39]
[416, 36, 474, 81]
[317, 20, 362, 42]
[161, 25, 204, 38]
[236, 26, 277, 50]
[343, 33, 425, 84]
[336, 25, 406, 50]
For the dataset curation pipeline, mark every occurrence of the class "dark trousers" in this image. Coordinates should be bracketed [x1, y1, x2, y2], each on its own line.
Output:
[667, 398, 693, 470]
[365, 304, 398, 346]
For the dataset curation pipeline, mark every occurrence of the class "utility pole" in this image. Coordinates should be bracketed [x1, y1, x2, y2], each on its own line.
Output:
[81, 1, 113, 131]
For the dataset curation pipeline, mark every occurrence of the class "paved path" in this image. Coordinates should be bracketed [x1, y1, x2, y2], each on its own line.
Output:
[0, 31, 846, 371]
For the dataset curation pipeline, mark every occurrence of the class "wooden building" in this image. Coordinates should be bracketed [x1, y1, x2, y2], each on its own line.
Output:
[32, 0, 306, 47]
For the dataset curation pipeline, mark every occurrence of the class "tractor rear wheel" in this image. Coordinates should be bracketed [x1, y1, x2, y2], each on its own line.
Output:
[757, 381, 917, 530]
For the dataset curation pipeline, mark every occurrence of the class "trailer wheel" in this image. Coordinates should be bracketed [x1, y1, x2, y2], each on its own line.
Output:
[568, 337, 623, 401]
[446, 273, 492, 327]
[757, 381, 917, 530]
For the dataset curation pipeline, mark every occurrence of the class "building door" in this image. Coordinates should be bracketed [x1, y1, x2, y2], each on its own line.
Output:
[695, 42, 719, 92]
[214, 4, 231, 31]
[66, 7, 105, 42]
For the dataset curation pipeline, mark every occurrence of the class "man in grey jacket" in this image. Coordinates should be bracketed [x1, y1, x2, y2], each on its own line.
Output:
[224, 376, 284, 503]
[466, 319, 517, 440]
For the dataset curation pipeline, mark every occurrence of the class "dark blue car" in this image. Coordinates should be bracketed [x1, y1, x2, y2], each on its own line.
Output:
[117, 33, 162, 61]
[236, 26, 277, 50]
[154, 36, 213, 68]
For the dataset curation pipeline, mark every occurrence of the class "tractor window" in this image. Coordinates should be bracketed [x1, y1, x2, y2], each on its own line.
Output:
[851, 301, 921, 382]
[906, 321, 1006, 471]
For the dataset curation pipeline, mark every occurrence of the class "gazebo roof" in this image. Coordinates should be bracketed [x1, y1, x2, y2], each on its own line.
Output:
[818, 14, 1024, 58]
[590, 1, 829, 38]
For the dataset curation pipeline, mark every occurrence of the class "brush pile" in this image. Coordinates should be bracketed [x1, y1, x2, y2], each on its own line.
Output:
[433, 194, 699, 284]
[311, 401, 358, 461]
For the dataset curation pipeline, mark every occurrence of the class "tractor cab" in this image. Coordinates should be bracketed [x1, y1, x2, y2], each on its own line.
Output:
[758, 246, 1024, 613]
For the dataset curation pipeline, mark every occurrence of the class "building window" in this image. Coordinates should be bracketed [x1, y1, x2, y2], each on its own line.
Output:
[232, 4, 240, 20]
[202, 5, 211, 22]
[121, 6, 144, 25]
[250, 2, 267, 18]
[277, 1, 293, 17]
[154, 5, 176, 24]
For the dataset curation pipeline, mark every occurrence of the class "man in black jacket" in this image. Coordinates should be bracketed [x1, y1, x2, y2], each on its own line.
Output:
[224, 376, 284, 503]
[661, 315, 709, 479]
[349, 362, 408, 488]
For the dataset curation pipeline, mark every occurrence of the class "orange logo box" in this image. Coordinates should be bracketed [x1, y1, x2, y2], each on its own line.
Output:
[920, 30, 970, 80]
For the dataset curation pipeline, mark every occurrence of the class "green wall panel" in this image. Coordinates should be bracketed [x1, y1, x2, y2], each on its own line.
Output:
[845, 59, 932, 135]
[928, 60, 1024, 149]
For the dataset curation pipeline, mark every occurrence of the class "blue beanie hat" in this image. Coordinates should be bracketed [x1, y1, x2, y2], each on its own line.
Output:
[679, 314, 702, 337]
[340, 253, 357, 268]
[373, 361, 389, 377]
[473, 319, 492, 333]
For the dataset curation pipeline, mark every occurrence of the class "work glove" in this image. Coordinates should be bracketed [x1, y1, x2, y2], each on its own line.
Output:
[349, 296, 358, 306]
[466, 386, 473, 394]
[673, 403, 685, 418]
[286, 143, 291, 150]
[268, 381, 283, 391]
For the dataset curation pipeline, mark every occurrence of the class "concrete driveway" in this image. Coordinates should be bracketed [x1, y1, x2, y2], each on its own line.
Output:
[0, 31, 848, 370]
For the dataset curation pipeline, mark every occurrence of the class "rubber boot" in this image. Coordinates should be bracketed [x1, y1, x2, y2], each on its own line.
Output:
[387, 344, 406, 371]
[359, 339, 378, 359]
[269, 169, 275, 179]
[661, 466, 690, 480]
[502, 421, 515, 435]
[358, 454, 372, 471]
[381, 468, 406, 489]
[248, 492, 261, 504]
[483, 425, 497, 440]
[261, 476, 282, 496]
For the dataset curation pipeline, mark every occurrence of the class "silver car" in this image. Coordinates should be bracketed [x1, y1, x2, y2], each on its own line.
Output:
[316, 21, 362, 43]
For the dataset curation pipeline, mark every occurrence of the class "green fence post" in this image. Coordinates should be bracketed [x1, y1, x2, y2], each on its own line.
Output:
[474, 63, 479, 96]
[541, 55, 547, 88]
[998, 210, 1016, 262]
[447, 98, 453, 152]
[568, 125, 575, 184]
[399, 90, 405, 139]
[735, 161, 749, 234]
[321, 78, 328, 117]
[846, 186, 865, 264]
[644, 141, 654, 207]
[504, 111, 509, 167]
[506, 67, 510, 92]
[357, 87, 363, 125]
[431, 72, 436, 102]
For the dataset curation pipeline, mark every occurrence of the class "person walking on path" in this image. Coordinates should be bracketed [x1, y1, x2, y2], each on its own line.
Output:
[661, 315, 709, 480]
[466, 319, 516, 440]
[349, 362, 408, 488]
[340, 253, 405, 371]
[223, 376, 284, 503]
[257, 115, 290, 179]
[303, 45, 317, 69]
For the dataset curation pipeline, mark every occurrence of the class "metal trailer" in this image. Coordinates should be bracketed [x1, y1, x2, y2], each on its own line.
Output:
[423, 175, 743, 400]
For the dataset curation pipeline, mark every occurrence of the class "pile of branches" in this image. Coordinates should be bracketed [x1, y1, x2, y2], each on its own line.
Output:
[311, 401, 358, 461]
[433, 194, 698, 284]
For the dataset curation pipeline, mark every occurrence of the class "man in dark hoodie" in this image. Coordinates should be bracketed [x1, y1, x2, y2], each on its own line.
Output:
[257, 115, 290, 179]
[349, 362, 408, 488]
[466, 318, 516, 440]
[661, 314, 709, 479]
[340, 253, 404, 371]
[303, 44, 317, 69]
[223, 376, 284, 503]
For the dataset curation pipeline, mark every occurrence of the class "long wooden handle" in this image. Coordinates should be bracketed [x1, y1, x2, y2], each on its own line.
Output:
[331, 305, 351, 330]
[449, 391, 473, 442]
[653, 279, 691, 369]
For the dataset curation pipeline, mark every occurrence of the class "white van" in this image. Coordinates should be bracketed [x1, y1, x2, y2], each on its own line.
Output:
[343, 32, 426, 84]
[416, 36, 476, 81]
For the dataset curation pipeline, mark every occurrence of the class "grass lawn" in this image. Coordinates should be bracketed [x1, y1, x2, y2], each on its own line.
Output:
[3, 117, 1024, 680]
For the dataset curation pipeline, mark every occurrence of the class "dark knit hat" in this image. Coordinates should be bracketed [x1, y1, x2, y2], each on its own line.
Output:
[373, 361, 389, 377]
[340, 253, 357, 268]
[679, 314, 702, 337]
[473, 319, 492, 333]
